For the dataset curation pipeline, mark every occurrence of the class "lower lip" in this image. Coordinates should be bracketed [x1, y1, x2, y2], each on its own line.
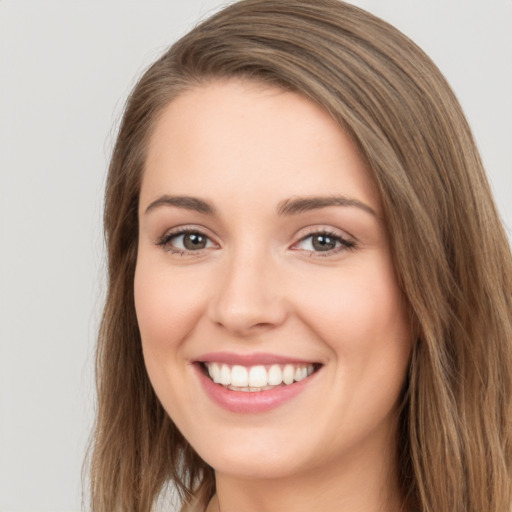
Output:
[195, 364, 318, 414]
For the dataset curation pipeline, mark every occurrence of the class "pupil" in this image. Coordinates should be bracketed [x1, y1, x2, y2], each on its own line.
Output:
[312, 235, 336, 251]
[184, 233, 206, 250]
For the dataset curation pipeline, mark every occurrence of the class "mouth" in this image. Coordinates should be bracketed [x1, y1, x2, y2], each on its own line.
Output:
[194, 354, 323, 413]
[198, 361, 322, 392]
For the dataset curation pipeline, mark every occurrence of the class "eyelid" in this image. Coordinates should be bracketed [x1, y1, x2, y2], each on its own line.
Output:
[290, 226, 357, 255]
[155, 225, 220, 255]
[154, 224, 356, 257]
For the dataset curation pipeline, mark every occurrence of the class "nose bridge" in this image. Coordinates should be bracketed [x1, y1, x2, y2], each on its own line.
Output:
[208, 240, 286, 335]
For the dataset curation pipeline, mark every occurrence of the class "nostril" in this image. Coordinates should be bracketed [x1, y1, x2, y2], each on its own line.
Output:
[212, 319, 281, 337]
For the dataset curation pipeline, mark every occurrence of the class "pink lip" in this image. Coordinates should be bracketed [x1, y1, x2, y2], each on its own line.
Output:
[193, 360, 320, 414]
[196, 351, 316, 366]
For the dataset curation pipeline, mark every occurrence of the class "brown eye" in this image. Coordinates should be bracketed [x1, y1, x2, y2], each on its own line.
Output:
[293, 231, 356, 255]
[311, 234, 337, 251]
[158, 230, 216, 253]
[182, 232, 208, 250]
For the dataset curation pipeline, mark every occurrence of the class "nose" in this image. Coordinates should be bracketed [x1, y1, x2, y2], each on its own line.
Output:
[207, 248, 288, 337]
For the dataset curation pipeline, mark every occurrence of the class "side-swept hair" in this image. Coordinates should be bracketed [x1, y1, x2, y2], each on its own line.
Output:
[89, 1, 512, 511]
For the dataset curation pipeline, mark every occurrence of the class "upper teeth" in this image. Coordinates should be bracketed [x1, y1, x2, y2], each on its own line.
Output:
[204, 362, 315, 390]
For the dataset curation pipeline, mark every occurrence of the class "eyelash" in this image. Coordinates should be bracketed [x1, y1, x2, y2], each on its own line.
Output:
[156, 227, 216, 257]
[292, 229, 357, 256]
[155, 227, 357, 257]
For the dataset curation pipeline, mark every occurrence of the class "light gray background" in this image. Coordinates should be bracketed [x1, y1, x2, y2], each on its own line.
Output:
[1, 1, 510, 511]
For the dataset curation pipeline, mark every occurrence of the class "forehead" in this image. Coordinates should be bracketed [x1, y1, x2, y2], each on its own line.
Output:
[141, 79, 380, 213]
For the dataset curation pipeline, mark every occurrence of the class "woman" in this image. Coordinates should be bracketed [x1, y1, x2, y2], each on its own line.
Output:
[89, 1, 512, 511]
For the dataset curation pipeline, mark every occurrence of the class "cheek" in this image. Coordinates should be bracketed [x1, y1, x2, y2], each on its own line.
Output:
[291, 260, 411, 435]
[133, 258, 208, 420]
[133, 258, 207, 356]
[290, 257, 411, 366]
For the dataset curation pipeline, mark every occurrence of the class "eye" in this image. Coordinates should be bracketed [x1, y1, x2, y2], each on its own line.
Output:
[293, 231, 356, 255]
[157, 229, 217, 254]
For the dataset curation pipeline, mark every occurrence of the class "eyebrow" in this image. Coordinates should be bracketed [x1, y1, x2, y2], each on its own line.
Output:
[144, 194, 377, 217]
[144, 195, 216, 215]
[277, 196, 377, 217]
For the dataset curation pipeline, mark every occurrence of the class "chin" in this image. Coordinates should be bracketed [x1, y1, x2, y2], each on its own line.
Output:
[184, 425, 320, 481]
[206, 451, 305, 480]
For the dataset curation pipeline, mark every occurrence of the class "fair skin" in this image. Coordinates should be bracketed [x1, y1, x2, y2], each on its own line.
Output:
[135, 80, 412, 512]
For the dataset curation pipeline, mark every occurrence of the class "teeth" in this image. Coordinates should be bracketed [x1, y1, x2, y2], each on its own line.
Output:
[220, 364, 231, 386]
[208, 362, 221, 383]
[204, 362, 316, 391]
[294, 366, 308, 382]
[282, 364, 295, 385]
[231, 365, 248, 387]
[267, 364, 283, 385]
[249, 365, 267, 387]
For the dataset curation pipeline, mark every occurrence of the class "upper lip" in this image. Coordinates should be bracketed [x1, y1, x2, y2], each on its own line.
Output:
[195, 351, 320, 366]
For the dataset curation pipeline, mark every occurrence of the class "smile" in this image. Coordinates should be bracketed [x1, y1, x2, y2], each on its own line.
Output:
[195, 355, 322, 413]
[203, 362, 316, 392]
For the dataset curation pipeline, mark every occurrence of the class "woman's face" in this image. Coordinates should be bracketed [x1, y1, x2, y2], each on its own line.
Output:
[135, 80, 412, 481]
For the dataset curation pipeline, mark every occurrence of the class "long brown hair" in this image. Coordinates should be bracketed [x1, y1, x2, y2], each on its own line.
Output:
[89, 1, 512, 510]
